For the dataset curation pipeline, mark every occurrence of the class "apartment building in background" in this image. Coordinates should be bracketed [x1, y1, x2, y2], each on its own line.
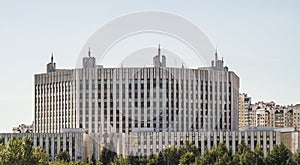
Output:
[239, 95, 300, 131]
[239, 93, 252, 127]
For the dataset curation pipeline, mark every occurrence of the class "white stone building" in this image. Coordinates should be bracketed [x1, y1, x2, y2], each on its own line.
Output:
[33, 47, 243, 155]
[10, 46, 292, 158]
[35, 47, 239, 134]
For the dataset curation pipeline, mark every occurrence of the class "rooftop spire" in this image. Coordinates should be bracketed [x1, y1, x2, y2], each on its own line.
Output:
[88, 47, 91, 57]
[215, 49, 218, 60]
[51, 53, 54, 63]
[158, 44, 161, 57]
[47, 52, 56, 73]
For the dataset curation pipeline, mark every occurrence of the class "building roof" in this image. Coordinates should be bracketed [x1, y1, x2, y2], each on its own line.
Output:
[239, 126, 296, 132]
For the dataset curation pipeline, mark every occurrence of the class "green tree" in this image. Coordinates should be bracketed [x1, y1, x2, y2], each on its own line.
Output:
[146, 153, 156, 165]
[265, 144, 291, 165]
[5, 137, 23, 165]
[156, 152, 166, 165]
[32, 146, 49, 165]
[21, 137, 34, 165]
[138, 155, 148, 165]
[233, 142, 255, 165]
[90, 153, 96, 165]
[0, 137, 48, 165]
[216, 143, 233, 165]
[99, 139, 117, 165]
[69, 160, 89, 165]
[99, 147, 116, 165]
[128, 155, 140, 165]
[291, 150, 300, 165]
[50, 159, 69, 165]
[0, 141, 6, 165]
[178, 141, 200, 158]
[198, 147, 216, 164]
[198, 142, 232, 165]
[55, 150, 71, 162]
[254, 144, 265, 165]
[163, 145, 179, 165]
[0, 137, 4, 145]
[179, 151, 195, 165]
[111, 155, 129, 165]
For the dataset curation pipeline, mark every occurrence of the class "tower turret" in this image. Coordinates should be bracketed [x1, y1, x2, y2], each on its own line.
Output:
[153, 44, 166, 67]
[47, 53, 56, 73]
[211, 49, 225, 70]
[83, 47, 96, 68]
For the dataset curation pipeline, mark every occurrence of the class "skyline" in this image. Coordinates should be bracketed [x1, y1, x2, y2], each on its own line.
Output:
[0, 1, 299, 132]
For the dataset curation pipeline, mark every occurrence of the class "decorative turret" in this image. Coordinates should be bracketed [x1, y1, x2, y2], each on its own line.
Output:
[153, 44, 166, 67]
[83, 47, 96, 68]
[47, 53, 56, 73]
[211, 49, 225, 70]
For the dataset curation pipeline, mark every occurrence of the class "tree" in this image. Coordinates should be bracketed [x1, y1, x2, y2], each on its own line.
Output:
[291, 150, 300, 165]
[99, 147, 116, 165]
[21, 137, 34, 165]
[100, 141, 117, 165]
[146, 153, 156, 165]
[90, 153, 96, 165]
[0, 137, 4, 145]
[233, 142, 255, 165]
[265, 144, 291, 165]
[163, 145, 179, 165]
[198, 143, 233, 165]
[111, 155, 130, 165]
[0, 137, 48, 165]
[50, 159, 69, 165]
[254, 144, 265, 165]
[4, 137, 23, 165]
[128, 155, 140, 165]
[32, 146, 49, 165]
[138, 155, 148, 165]
[0, 141, 6, 165]
[216, 143, 233, 165]
[178, 141, 200, 158]
[179, 151, 195, 165]
[55, 150, 71, 162]
[198, 147, 216, 164]
[154, 152, 165, 165]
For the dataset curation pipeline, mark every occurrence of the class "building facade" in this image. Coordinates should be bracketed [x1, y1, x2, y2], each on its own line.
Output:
[285, 104, 300, 130]
[30, 46, 300, 158]
[126, 130, 281, 156]
[238, 96, 300, 131]
[33, 47, 242, 155]
[35, 48, 240, 135]
[0, 129, 96, 161]
[239, 93, 252, 127]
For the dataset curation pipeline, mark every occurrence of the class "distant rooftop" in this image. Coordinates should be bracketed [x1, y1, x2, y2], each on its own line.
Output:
[240, 126, 296, 132]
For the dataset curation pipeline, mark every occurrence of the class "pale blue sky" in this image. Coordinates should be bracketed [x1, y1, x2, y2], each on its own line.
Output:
[0, 1, 299, 132]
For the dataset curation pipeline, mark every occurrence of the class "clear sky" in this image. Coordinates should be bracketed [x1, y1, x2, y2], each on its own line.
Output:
[0, 0, 299, 132]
